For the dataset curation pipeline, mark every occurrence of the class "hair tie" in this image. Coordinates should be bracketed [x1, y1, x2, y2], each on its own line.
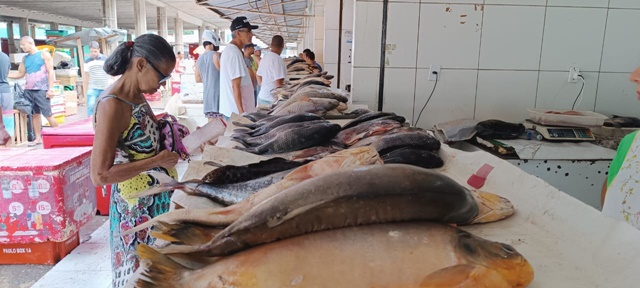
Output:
[125, 41, 134, 48]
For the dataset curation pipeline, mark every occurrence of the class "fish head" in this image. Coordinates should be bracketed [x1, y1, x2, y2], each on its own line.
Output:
[455, 229, 534, 287]
[469, 191, 516, 224]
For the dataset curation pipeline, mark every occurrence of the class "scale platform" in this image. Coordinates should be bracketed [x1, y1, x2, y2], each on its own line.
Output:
[524, 120, 596, 141]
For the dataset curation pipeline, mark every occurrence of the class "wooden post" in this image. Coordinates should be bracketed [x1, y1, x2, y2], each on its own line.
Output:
[77, 38, 86, 103]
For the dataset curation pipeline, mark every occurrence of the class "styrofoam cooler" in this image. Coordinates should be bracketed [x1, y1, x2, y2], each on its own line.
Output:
[0, 147, 95, 264]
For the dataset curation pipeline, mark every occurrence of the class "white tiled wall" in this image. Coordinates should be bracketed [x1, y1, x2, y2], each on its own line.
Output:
[350, 1, 640, 129]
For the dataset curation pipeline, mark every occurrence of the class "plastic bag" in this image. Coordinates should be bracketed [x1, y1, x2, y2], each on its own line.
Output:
[157, 114, 191, 161]
[163, 94, 185, 116]
[475, 120, 525, 140]
[12, 84, 32, 115]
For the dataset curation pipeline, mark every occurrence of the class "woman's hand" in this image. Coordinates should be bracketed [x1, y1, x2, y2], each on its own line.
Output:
[155, 150, 179, 169]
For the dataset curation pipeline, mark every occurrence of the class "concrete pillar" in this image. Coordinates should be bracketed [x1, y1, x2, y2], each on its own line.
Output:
[134, 0, 147, 37]
[18, 18, 29, 37]
[127, 34, 133, 41]
[29, 25, 36, 38]
[157, 7, 168, 40]
[198, 26, 205, 43]
[102, 0, 118, 54]
[174, 17, 184, 52]
[75, 26, 82, 32]
[7, 22, 17, 53]
[103, 0, 118, 28]
[50, 22, 59, 30]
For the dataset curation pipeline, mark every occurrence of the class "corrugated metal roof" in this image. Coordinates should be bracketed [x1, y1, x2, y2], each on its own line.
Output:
[198, 0, 309, 43]
[0, 0, 230, 32]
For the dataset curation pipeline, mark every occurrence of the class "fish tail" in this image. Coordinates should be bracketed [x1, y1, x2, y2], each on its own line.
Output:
[236, 146, 259, 154]
[126, 171, 186, 199]
[135, 244, 189, 288]
[155, 221, 222, 246]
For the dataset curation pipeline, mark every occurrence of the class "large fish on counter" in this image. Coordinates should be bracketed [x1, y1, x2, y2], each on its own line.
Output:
[233, 113, 323, 135]
[122, 147, 383, 237]
[200, 157, 310, 185]
[135, 222, 534, 288]
[231, 120, 329, 147]
[270, 97, 340, 116]
[155, 164, 515, 257]
[131, 169, 293, 206]
[237, 122, 342, 154]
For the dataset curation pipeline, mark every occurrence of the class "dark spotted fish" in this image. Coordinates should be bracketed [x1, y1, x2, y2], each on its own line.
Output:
[335, 119, 403, 146]
[381, 147, 444, 169]
[372, 132, 441, 155]
[132, 170, 293, 206]
[232, 120, 328, 147]
[342, 111, 398, 130]
[233, 113, 323, 137]
[237, 122, 342, 154]
[201, 158, 310, 185]
[241, 112, 274, 122]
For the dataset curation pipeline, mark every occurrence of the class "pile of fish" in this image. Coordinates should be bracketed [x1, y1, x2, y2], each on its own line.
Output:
[121, 108, 534, 287]
[125, 153, 532, 287]
[285, 57, 315, 75]
[230, 114, 343, 155]
[232, 111, 446, 168]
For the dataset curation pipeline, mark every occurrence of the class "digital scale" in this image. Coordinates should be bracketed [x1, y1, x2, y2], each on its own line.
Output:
[523, 120, 596, 141]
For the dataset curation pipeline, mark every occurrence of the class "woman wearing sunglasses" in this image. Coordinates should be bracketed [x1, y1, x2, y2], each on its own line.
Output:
[89, 34, 179, 288]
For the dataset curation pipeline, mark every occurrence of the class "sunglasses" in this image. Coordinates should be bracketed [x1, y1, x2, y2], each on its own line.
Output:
[147, 60, 171, 83]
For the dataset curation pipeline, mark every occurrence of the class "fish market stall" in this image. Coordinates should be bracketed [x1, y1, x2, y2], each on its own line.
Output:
[123, 80, 639, 287]
[166, 115, 639, 287]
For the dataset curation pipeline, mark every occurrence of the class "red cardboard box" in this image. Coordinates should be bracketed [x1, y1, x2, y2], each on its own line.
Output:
[41, 112, 166, 216]
[0, 147, 95, 246]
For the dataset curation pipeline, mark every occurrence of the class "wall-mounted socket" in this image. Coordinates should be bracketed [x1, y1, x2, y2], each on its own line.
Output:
[429, 65, 441, 81]
[568, 67, 580, 83]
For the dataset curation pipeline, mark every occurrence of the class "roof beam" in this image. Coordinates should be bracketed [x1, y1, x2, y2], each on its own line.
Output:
[0, 5, 101, 28]
[176, 11, 202, 26]
[146, 0, 167, 8]
[203, 5, 312, 17]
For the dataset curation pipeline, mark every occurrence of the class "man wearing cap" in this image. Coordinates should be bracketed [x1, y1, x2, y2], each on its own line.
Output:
[256, 35, 287, 106]
[220, 16, 258, 118]
[195, 30, 224, 121]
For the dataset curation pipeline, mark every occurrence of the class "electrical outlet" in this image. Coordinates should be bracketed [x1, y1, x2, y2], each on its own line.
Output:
[568, 67, 580, 83]
[429, 65, 441, 81]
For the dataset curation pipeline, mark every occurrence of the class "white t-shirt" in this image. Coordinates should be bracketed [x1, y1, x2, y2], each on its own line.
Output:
[256, 50, 287, 102]
[84, 60, 110, 90]
[219, 44, 256, 117]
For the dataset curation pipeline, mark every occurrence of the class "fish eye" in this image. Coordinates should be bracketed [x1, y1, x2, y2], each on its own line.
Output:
[502, 244, 516, 254]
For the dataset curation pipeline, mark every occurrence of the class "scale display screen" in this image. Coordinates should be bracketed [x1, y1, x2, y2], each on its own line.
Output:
[545, 128, 594, 139]
[547, 128, 577, 138]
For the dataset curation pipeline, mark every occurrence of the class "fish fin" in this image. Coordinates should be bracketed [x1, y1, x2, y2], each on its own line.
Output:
[236, 145, 260, 154]
[203, 161, 224, 168]
[233, 128, 253, 134]
[149, 230, 181, 243]
[468, 191, 515, 224]
[126, 171, 185, 199]
[172, 202, 184, 210]
[232, 121, 258, 129]
[135, 244, 190, 288]
[155, 221, 222, 246]
[419, 264, 511, 288]
[156, 243, 206, 255]
[119, 207, 240, 237]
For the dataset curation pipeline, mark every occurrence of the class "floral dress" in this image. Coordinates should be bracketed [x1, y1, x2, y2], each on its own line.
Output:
[94, 95, 177, 288]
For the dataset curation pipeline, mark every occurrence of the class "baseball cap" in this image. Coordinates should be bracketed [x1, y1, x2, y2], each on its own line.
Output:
[230, 16, 259, 32]
[244, 43, 256, 49]
[201, 30, 220, 46]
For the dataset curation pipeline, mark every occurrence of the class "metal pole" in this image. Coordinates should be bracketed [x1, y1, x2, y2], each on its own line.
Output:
[377, 0, 389, 112]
